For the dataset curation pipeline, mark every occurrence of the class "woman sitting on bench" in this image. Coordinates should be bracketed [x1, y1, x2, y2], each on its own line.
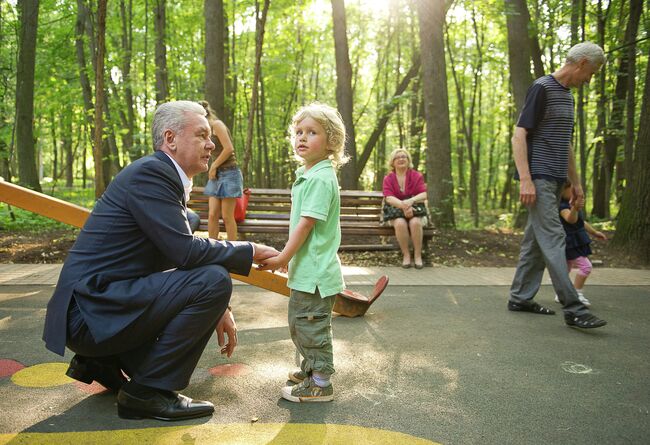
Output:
[382, 148, 428, 269]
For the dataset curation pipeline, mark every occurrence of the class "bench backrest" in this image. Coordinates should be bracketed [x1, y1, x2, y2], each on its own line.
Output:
[189, 187, 385, 223]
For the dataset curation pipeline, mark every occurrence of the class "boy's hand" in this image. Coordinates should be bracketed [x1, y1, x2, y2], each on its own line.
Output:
[257, 254, 288, 272]
[252, 243, 281, 263]
[594, 231, 607, 241]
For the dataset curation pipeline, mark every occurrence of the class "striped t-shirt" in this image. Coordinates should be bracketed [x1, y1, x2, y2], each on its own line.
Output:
[516, 75, 574, 182]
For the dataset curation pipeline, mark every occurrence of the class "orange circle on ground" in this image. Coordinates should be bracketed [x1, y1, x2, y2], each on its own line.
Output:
[74, 380, 110, 394]
[0, 359, 25, 378]
[208, 363, 252, 377]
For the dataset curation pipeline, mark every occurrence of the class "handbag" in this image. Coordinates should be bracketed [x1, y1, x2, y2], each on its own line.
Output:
[234, 188, 251, 222]
[412, 202, 427, 217]
[382, 202, 427, 221]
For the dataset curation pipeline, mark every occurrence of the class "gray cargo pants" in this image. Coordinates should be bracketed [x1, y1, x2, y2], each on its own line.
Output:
[288, 288, 335, 375]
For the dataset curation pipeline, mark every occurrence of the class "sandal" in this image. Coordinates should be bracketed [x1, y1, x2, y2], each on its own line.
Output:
[507, 301, 555, 315]
[564, 313, 607, 329]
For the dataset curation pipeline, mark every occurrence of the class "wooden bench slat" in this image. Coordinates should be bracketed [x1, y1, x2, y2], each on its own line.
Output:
[189, 187, 433, 247]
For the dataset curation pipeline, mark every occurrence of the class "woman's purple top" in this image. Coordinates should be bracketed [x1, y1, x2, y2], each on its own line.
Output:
[382, 169, 427, 200]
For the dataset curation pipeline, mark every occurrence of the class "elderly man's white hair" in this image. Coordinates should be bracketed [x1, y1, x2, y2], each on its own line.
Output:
[152, 101, 207, 150]
[566, 41, 606, 67]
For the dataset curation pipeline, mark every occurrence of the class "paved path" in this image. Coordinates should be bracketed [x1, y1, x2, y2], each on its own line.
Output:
[1, 264, 649, 444]
[1, 263, 649, 286]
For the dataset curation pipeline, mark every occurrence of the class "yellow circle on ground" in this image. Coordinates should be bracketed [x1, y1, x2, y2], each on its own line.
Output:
[0, 424, 441, 445]
[10, 362, 73, 388]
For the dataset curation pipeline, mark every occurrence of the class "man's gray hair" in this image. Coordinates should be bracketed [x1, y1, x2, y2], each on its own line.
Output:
[152, 101, 207, 150]
[566, 41, 606, 67]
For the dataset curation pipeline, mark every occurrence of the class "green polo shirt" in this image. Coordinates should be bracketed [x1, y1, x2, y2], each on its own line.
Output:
[287, 159, 345, 297]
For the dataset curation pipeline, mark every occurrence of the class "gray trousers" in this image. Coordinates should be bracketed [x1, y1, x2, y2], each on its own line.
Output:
[509, 179, 588, 316]
[288, 289, 335, 375]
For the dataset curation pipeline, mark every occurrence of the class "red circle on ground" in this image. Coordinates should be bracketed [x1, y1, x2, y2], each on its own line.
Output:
[0, 359, 26, 378]
[208, 363, 251, 377]
[74, 380, 110, 394]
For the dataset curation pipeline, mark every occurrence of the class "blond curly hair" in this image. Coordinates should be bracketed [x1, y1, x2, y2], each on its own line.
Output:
[289, 103, 349, 169]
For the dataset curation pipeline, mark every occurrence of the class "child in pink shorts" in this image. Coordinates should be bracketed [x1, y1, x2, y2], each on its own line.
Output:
[555, 181, 607, 306]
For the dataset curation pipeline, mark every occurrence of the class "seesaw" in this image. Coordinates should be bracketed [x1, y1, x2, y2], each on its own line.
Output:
[0, 179, 388, 317]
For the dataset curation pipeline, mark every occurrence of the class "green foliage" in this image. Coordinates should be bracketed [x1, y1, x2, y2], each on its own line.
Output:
[0, 0, 645, 232]
[0, 183, 94, 232]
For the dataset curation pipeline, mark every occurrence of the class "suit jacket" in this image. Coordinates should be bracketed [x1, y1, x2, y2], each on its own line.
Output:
[43, 151, 253, 356]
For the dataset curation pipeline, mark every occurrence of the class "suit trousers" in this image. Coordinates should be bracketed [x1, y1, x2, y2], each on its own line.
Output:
[509, 179, 588, 316]
[66, 265, 232, 391]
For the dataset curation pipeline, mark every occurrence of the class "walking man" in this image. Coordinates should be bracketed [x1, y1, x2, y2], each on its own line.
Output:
[508, 42, 608, 329]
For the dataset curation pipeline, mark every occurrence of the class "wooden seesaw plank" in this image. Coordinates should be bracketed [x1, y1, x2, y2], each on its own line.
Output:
[0, 179, 290, 297]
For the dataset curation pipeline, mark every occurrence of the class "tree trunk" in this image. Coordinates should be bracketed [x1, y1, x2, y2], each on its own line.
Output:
[504, 0, 537, 228]
[119, 0, 137, 161]
[15, 0, 41, 191]
[92, 0, 107, 199]
[591, 0, 610, 218]
[259, 67, 270, 188]
[613, 41, 650, 263]
[623, 7, 641, 185]
[602, 0, 642, 209]
[75, 0, 95, 175]
[409, 74, 425, 171]
[331, 0, 358, 189]
[62, 109, 74, 187]
[154, 0, 169, 105]
[242, 0, 269, 182]
[0, 2, 9, 181]
[205, 0, 227, 120]
[504, 0, 534, 119]
[417, 0, 455, 228]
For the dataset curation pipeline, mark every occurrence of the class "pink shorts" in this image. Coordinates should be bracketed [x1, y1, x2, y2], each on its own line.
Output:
[567, 256, 592, 277]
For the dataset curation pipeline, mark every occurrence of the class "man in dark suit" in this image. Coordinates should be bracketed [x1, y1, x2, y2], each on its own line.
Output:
[43, 100, 279, 421]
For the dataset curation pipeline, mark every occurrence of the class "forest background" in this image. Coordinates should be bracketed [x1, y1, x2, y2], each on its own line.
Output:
[1, 0, 649, 264]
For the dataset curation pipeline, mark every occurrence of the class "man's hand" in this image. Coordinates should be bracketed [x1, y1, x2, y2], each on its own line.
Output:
[571, 183, 585, 209]
[216, 309, 237, 358]
[519, 178, 536, 206]
[252, 243, 280, 263]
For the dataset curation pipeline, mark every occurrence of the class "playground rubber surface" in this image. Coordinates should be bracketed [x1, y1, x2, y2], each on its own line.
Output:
[1, 266, 649, 444]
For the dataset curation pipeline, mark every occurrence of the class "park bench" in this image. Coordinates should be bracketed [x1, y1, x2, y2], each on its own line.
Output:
[188, 187, 435, 251]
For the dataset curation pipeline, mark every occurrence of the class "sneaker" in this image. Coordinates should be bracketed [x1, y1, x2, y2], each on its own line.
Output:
[281, 376, 333, 403]
[564, 313, 607, 329]
[577, 291, 591, 307]
[288, 369, 308, 384]
[555, 292, 591, 307]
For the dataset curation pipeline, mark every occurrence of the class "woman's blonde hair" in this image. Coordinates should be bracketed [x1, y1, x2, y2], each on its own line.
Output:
[289, 103, 349, 169]
[387, 148, 413, 171]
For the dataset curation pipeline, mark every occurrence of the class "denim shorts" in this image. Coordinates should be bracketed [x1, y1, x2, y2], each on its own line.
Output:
[204, 167, 243, 198]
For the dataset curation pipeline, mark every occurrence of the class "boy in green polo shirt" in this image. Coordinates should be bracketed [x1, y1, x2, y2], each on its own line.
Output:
[259, 103, 347, 402]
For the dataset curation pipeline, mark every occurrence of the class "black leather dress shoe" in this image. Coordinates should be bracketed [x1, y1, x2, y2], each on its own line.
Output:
[117, 388, 215, 421]
[66, 354, 128, 392]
